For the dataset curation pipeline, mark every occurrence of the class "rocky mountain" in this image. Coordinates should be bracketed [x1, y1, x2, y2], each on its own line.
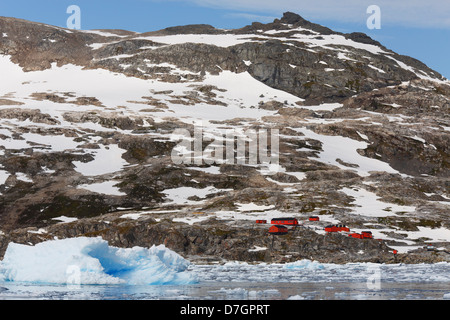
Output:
[0, 12, 449, 264]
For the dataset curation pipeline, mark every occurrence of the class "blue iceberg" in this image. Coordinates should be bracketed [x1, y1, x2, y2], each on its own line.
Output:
[0, 237, 197, 285]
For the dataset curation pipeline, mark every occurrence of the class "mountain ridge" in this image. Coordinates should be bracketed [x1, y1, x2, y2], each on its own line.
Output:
[1, 12, 446, 105]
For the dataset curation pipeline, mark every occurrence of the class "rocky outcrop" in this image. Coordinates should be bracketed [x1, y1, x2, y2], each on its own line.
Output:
[1, 211, 447, 264]
[231, 40, 428, 104]
[342, 79, 450, 177]
[0, 212, 399, 264]
[0, 17, 98, 71]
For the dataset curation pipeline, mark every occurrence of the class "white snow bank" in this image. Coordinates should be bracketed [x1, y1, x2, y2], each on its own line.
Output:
[163, 186, 232, 205]
[52, 216, 78, 223]
[404, 227, 450, 243]
[293, 127, 404, 177]
[78, 180, 126, 196]
[304, 103, 343, 112]
[342, 187, 416, 217]
[73, 145, 128, 176]
[138, 33, 257, 48]
[0, 169, 9, 185]
[236, 203, 275, 212]
[0, 237, 196, 285]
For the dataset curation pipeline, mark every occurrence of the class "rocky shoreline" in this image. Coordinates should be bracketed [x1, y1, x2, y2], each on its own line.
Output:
[1, 210, 449, 265]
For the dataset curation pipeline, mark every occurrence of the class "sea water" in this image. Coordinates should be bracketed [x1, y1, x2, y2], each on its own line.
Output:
[0, 237, 449, 300]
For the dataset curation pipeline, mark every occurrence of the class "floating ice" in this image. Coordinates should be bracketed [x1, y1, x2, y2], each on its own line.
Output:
[284, 260, 325, 270]
[0, 237, 196, 285]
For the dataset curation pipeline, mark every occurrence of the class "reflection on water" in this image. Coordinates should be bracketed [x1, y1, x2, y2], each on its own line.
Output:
[1, 282, 450, 300]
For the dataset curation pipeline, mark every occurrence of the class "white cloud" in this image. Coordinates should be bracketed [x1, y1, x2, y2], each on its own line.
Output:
[224, 13, 277, 23]
[165, 0, 450, 29]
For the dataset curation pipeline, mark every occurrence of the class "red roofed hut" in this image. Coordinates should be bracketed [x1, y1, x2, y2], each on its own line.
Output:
[271, 218, 299, 226]
[269, 225, 288, 235]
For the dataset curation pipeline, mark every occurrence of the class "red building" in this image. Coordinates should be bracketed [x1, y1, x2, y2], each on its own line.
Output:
[269, 225, 288, 235]
[325, 225, 350, 233]
[271, 218, 299, 226]
[348, 231, 373, 239]
[348, 233, 363, 239]
[361, 231, 373, 239]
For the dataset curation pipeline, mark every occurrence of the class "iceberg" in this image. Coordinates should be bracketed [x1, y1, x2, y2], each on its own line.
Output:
[0, 237, 197, 285]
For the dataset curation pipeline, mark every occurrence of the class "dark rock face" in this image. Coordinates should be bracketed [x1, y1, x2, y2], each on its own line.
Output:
[343, 80, 450, 177]
[0, 17, 97, 71]
[278, 11, 336, 35]
[344, 32, 385, 47]
[231, 40, 434, 104]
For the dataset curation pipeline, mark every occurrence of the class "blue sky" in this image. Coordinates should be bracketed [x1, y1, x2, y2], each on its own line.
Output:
[1, 0, 449, 78]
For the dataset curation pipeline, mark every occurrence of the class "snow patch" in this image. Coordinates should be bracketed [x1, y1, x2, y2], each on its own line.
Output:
[73, 145, 128, 176]
[293, 127, 406, 177]
[0, 169, 10, 185]
[52, 216, 78, 224]
[341, 187, 416, 217]
[163, 186, 232, 205]
[236, 203, 275, 212]
[78, 180, 126, 196]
